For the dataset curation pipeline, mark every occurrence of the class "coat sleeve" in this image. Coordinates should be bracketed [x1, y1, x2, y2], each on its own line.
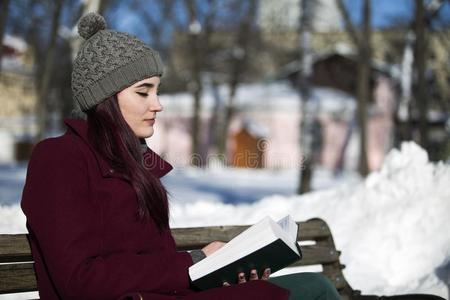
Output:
[21, 138, 193, 300]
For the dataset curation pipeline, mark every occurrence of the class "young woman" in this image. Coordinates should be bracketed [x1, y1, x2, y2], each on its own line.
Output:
[21, 12, 341, 300]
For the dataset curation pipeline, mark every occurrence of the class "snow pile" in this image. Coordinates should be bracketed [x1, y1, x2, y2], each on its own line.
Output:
[333, 142, 450, 297]
[170, 142, 450, 298]
[0, 142, 449, 299]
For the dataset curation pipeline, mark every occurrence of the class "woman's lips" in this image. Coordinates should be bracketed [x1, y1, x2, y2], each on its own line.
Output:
[144, 119, 155, 125]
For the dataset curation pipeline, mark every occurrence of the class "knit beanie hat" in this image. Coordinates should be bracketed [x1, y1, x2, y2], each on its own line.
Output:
[71, 12, 164, 112]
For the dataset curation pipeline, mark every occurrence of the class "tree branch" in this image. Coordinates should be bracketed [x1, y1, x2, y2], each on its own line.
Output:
[335, 0, 360, 46]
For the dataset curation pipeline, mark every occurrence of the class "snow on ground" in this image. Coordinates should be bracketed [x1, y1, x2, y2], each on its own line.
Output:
[0, 142, 449, 299]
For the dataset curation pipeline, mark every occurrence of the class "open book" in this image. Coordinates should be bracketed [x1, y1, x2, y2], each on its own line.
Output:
[189, 215, 302, 290]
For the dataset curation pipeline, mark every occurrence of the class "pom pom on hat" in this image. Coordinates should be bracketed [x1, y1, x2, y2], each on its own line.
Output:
[78, 12, 107, 40]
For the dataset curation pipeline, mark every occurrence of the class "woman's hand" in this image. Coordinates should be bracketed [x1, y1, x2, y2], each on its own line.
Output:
[201, 241, 226, 257]
[223, 268, 271, 286]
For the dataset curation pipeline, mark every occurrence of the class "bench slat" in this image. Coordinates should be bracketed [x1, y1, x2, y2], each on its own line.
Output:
[0, 263, 37, 294]
[289, 245, 340, 266]
[0, 267, 347, 295]
[0, 262, 346, 295]
[0, 234, 32, 263]
[172, 219, 332, 250]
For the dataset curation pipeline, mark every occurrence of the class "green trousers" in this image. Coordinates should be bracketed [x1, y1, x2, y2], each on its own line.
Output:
[269, 272, 341, 300]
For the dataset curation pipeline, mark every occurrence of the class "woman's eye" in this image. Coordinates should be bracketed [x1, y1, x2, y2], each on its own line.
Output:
[137, 92, 148, 97]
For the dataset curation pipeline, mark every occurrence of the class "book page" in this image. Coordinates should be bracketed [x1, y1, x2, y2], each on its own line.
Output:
[270, 218, 299, 255]
[277, 215, 298, 243]
[214, 217, 272, 255]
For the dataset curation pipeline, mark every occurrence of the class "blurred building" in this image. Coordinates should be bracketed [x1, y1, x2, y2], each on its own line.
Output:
[256, 8, 450, 162]
[0, 35, 36, 125]
[0, 35, 37, 162]
[147, 74, 397, 172]
[258, 0, 341, 33]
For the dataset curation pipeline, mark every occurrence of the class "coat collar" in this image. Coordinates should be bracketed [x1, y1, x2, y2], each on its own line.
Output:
[63, 118, 173, 179]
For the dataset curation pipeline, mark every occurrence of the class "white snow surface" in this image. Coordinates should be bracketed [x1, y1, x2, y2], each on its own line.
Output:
[0, 141, 449, 299]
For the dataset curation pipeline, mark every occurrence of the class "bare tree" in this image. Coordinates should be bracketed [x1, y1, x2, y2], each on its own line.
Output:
[415, 0, 428, 149]
[131, 0, 179, 84]
[185, 0, 204, 166]
[336, 0, 371, 176]
[35, 0, 64, 140]
[296, 0, 316, 194]
[217, 0, 258, 158]
[0, 0, 11, 75]
[181, 0, 221, 166]
[130, 0, 267, 166]
[5, 0, 112, 138]
[395, 0, 445, 150]
[128, 0, 220, 165]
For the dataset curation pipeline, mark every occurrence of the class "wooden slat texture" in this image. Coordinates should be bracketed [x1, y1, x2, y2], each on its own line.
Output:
[172, 219, 332, 250]
[296, 219, 332, 241]
[0, 263, 37, 294]
[0, 234, 32, 263]
[289, 245, 340, 266]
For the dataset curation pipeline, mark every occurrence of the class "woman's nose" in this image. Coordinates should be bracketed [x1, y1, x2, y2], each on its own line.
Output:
[150, 96, 163, 112]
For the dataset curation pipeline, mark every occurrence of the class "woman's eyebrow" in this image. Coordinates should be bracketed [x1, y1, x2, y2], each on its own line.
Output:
[134, 83, 155, 88]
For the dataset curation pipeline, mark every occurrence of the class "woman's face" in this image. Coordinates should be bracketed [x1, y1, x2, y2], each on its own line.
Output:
[117, 76, 163, 138]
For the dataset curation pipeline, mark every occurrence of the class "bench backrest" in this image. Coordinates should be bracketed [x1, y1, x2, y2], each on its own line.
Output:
[0, 218, 351, 297]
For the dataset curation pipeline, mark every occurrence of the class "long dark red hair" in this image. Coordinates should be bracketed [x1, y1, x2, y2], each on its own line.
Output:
[85, 95, 169, 231]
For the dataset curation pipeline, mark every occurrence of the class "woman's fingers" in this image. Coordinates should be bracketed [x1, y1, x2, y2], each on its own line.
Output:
[261, 268, 271, 280]
[238, 272, 246, 284]
[232, 267, 270, 286]
[223, 281, 231, 287]
[249, 269, 258, 281]
[202, 241, 226, 257]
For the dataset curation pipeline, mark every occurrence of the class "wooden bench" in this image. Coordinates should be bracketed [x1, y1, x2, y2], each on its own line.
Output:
[0, 218, 444, 300]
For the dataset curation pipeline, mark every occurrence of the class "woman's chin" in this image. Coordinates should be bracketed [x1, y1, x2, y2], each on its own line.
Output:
[135, 128, 154, 139]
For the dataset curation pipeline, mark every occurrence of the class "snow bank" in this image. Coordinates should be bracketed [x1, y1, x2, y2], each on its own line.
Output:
[173, 142, 450, 298]
[1, 142, 449, 299]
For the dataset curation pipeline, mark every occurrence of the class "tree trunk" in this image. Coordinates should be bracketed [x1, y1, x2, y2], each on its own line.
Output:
[396, 32, 415, 145]
[356, 50, 370, 176]
[298, 157, 312, 194]
[218, 86, 236, 159]
[356, 0, 371, 176]
[207, 78, 223, 154]
[0, 0, 10, 75]
[98, 0, 109, 15]
[335, 0, 371, 176]
[191, 80, 202, 166]
[297, 0, 315, 194]
[36, 0, 64, 141]
[217, 0, 256, 161]
[415, 0, 428, 149]
[186, 0, 203, 166]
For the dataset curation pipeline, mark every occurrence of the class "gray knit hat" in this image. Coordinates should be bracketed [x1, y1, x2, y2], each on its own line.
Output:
[71, 12, 164, 112]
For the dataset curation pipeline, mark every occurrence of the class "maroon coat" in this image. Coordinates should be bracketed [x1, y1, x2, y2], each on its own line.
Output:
[21, 119, 289, 300]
